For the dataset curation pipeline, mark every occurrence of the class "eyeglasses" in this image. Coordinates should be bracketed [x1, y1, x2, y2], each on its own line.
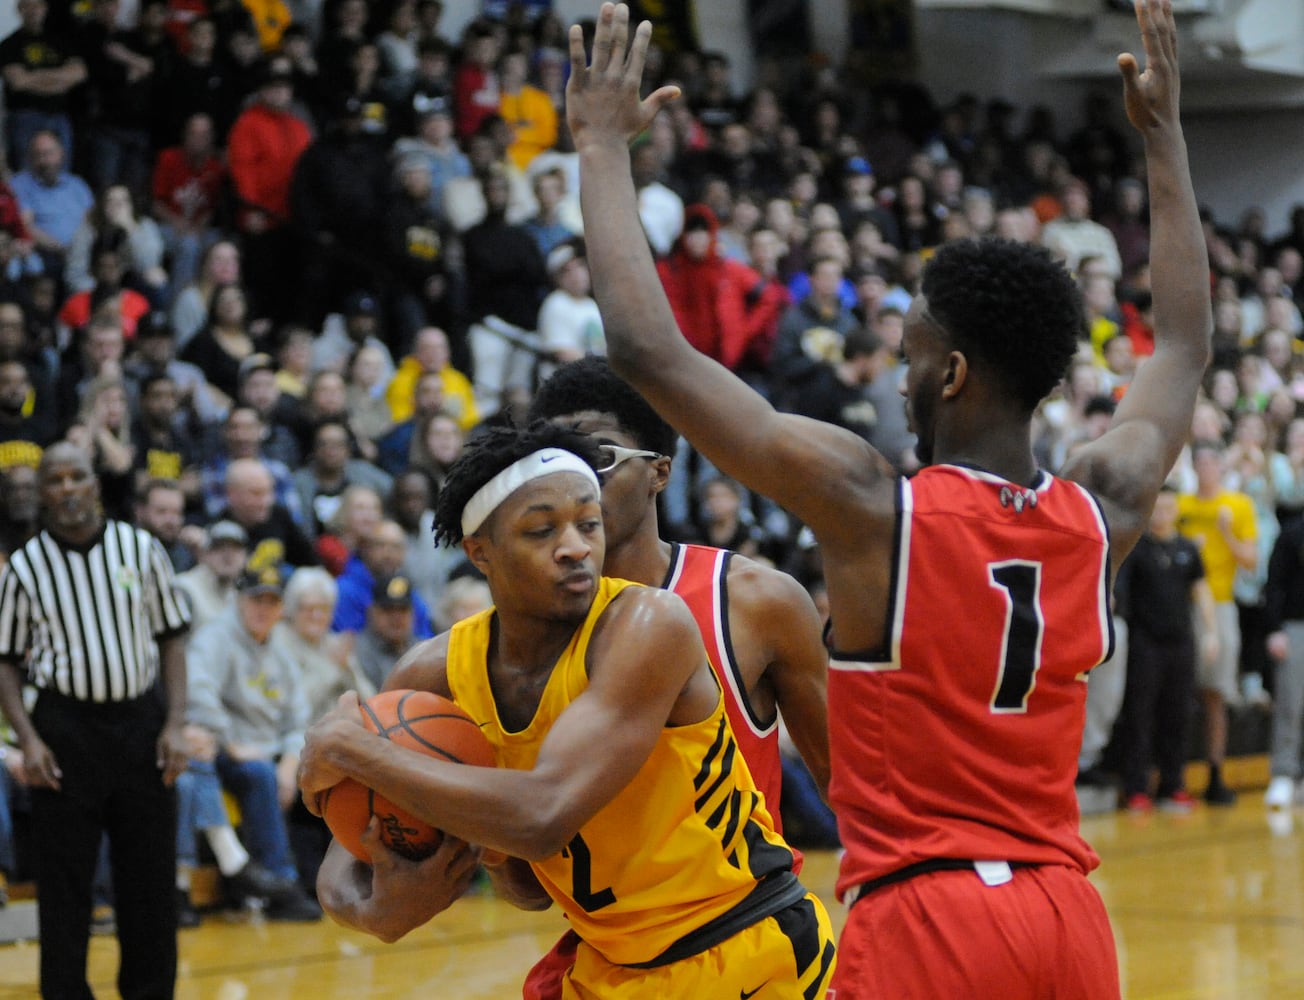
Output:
[595, 444, 664, 480]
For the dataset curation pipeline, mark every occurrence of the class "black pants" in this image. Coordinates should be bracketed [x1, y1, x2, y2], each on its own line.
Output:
[1120, 628, 1196, 798]
[30, 692, 177, 1000]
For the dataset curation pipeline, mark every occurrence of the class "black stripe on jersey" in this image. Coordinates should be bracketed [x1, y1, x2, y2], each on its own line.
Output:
[718, 789, 744, 863]
[716, 550, 777, 733]
[742, 812, 795, 880]
[692, 713, 729, 793]
[665, 544, 775, 733]
[1078, 485, 1117, 665]
[622, 871, 806, 970]
[694, 733, 737, 811]
[705, 788, 745, 868]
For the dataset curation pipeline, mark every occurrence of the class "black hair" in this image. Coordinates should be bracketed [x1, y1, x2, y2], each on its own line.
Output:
[312, 416, 357, 455]
[527, 356, 678, 457]
[433, 421, 603, 547]
[137, 476, 182, 504]
[920, 237, 1083, 413]
[843, 325, 885, 361]
[1083, 394, 1117, 420]
[139, 371, 177, 396]
[90, 226, 127, 264]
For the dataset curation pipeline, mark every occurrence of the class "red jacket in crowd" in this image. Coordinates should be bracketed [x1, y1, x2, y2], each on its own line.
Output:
[656, 204, 790, 372]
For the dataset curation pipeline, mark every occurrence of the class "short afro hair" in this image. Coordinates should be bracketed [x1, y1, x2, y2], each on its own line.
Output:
[527, 356, 679, 458]
[433, 421, 603, 547]
[920, 238, 1083, 412]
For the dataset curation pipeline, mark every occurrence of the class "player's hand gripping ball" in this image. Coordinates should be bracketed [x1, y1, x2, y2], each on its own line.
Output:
[322, 689, 496, 861]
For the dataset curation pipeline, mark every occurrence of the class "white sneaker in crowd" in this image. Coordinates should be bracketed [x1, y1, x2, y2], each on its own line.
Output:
[1242, 673, 1272, 708]
[1265, 775, 1295, 809]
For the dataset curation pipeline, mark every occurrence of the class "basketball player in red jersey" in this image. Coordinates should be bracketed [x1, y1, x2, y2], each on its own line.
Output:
[519, 355, 830, 998]
[567, 2, 1209, 996]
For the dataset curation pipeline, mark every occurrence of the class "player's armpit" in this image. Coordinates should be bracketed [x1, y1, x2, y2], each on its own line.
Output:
[484, 854, 553, 911]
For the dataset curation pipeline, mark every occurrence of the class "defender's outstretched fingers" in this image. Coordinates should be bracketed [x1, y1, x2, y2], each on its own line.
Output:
[607, 3, 630, 78]
[1157, 0, 1178, 66]
[568, 22, 587, 79]
[624, 19, 654, 85]
[1135, 0, 1169, 69]
[590, 2, 616, 75]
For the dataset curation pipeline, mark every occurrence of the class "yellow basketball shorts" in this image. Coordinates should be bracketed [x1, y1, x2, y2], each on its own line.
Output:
[561, 892, 837, 999]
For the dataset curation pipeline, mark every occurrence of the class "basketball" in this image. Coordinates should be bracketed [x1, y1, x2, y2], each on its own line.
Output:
[321, 689, 496, 862]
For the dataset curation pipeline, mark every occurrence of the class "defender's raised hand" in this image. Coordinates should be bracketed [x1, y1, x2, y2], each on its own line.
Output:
[566, 2, 680, 152]
[1118, 0, 1180, 131]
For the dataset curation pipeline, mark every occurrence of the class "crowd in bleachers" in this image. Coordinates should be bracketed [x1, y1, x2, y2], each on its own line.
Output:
[0, 0, 1302, 926]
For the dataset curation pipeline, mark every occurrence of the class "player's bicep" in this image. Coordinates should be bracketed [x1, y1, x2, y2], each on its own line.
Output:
[1060, 421, 1161, 561]
[634, 355, 891, 533]
[384, 634, 452, 698]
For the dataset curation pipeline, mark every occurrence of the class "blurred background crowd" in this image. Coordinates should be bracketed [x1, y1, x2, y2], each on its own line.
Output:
[0, 0, 1299, 925]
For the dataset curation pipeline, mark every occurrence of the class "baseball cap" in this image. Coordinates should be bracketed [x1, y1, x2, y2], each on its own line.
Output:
[372, 573, 415, 609]
[844, 156, 874, 176]
[343, 290, 380, 317]
[207, 520, 248, 548]
[236, 563, 285, 596]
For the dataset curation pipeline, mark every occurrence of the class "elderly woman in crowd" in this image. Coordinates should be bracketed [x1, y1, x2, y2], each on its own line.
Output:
[273, 566, 373, 725]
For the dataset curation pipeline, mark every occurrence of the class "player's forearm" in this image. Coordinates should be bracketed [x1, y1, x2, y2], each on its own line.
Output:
[578, 142, 690, 377]
[1142, 125, 1211, 367]
[329, 734, 571, 861]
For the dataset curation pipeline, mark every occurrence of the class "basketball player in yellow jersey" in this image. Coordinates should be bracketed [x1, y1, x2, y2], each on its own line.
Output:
[299, 422, 836, 998]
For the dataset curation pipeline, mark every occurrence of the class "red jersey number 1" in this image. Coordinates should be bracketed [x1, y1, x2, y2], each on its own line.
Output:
[987, 561, 1044, 714]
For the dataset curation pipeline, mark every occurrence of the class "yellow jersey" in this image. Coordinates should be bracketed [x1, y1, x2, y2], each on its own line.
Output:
[445, 577, 801, 967]
[1177, 490, 1257, 602]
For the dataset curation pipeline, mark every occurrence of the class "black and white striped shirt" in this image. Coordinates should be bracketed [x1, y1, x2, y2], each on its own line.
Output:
[0, 520, 192, 702]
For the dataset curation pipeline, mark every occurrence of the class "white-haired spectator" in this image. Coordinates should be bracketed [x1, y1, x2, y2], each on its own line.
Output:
[274, 567, 373, 724]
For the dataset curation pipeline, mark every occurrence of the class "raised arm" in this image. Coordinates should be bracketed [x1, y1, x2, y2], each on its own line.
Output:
[1061, 0, 1212, 561]
[568, 4, 892, 540]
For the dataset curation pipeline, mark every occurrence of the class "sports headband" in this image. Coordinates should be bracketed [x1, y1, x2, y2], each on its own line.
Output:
[460, 448, 601, 537]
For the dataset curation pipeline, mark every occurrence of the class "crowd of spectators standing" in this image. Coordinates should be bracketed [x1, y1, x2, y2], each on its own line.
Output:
[1, 0, 1304, 931]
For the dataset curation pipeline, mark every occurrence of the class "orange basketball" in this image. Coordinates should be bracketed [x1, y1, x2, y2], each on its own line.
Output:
[321, 689, 496, 862]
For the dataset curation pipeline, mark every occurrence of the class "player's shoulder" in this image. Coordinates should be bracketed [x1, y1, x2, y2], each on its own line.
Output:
[722, 550, 817, 616]
[599, 579, 699, 644]
[387, 632, 454, 698]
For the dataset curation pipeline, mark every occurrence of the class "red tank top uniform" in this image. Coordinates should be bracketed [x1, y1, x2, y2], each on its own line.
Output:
[663, 543, 785, 832]
[828, 465, 1114, 902]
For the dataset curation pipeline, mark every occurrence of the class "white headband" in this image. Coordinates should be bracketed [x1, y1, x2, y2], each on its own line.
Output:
[460, 448, 601, 537]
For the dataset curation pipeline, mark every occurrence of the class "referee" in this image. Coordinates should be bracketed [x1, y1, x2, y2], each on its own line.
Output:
[0, 442, 191, 1000]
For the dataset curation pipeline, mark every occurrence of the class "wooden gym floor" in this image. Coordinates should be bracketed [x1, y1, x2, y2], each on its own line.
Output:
[0, 786, 1300, 998]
